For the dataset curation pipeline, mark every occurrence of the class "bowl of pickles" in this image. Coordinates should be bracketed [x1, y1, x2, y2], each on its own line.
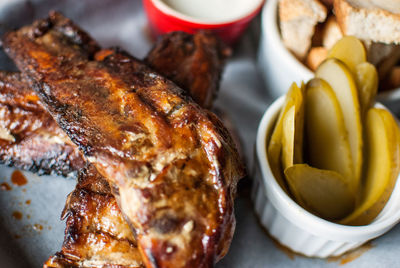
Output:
[252, 36, 400, 258]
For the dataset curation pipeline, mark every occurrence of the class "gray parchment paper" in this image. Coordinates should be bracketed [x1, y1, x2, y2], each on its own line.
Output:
[0, 0, 399, 267]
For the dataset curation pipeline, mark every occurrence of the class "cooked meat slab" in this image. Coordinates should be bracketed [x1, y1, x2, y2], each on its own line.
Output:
[0, 71, 84, 176]
[45, 31, 230, 267]
[44, 164, 144, 268]
[0, 29, 232, 267]
[0, 31, 228, 177]
[3, 11, 244, 268]
[145, 31, 230, 109]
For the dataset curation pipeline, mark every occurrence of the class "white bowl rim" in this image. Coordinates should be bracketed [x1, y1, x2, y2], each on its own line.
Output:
[261, 0, 400, 97]
[149, 0, 266, 25]
[261, 0, 313, 79]
[256, 95, 400, 242]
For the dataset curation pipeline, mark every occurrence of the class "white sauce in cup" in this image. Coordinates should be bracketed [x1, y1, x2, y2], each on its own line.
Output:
[161, 0, 263, 23]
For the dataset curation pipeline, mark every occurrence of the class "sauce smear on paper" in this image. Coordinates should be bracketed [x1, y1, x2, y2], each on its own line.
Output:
[11, 170, 27, 186]
[272, 239, 296, 260]
[327, 242, 374, 265]
[12, 211, 23, 220]
[1, 182, 11, 191]
[33, 224, 43, 231]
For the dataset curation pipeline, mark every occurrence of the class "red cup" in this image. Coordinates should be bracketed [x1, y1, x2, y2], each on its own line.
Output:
[143, 0, 265, 45]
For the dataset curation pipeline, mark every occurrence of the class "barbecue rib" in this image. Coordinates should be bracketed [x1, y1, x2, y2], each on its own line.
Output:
[45, 32, 229, 267]
[3, 11, 244, 268]
[0, 71, 84, 176]
[45, 164, 144, 268]
[0, 31, 228, 177]
[145, 31, 230, 108]
[0, 29, 230, 267]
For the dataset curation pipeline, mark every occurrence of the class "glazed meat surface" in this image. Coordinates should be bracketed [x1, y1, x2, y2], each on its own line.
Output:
[3, 11, 244, 268]
[0, 29, 231, 267]
[44, 32, 230, 267]
[0, 30, 228, 177]
[145, 31, 230, 108]
[0, 71, 84, 176]
[44, 164, 144, 268]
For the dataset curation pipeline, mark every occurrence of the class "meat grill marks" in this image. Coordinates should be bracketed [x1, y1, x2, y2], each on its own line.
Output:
[45, 33, 230, 267]
[3, 11, 245, 268]
[0, 29, 232, 267]
[0, 31, 228, 177]
[145, 31, 230, 109]
[44, 164, 144, 268]
[0, 71, 84, 176]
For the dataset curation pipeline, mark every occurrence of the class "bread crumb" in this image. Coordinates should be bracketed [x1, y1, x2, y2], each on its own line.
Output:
[389, 67, 400, 89]
[306, 47, 328, 71]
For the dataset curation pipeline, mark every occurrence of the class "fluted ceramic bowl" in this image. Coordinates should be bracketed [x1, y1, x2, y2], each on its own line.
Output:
[252, 96, 400, 258]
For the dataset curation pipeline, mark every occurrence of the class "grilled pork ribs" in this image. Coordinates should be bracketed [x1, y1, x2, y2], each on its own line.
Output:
[2, 12, 243, 268]
[2, 12, 244, 267]
[145, 31, 231, 109]
[45, 31, 230, 268]
[45, 164, 144, 268]
[0, 29, 231, 267]
[0, 31, 229, 176]
[0, 71, 84, 176]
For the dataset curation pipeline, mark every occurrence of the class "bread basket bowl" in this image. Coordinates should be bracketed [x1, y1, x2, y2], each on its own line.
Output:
[257, 0, 400, 111]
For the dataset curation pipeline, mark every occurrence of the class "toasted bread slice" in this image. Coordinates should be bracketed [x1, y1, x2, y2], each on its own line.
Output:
[322, 15, 343, 50]
[279, 0, 327, 60]
[334, 0, 400, 44]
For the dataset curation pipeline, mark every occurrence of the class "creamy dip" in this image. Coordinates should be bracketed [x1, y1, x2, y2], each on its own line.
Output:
[162, 0, 262, 22]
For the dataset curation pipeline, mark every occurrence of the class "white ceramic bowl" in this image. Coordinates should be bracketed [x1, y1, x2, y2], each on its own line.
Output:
[257, 0, 400, 104]
[252, 96, 400, 258]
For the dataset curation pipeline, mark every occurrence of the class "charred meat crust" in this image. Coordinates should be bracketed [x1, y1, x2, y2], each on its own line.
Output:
[3, 11, 244, 268]
[0, 31, 228, 177]
[2, 30, 233, 266]
[44, 164, 144, 268]
[145, 31, 231, 109]
[0, 71, 85, 176]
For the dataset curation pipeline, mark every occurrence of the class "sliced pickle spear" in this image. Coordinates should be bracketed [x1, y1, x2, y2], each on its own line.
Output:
[355, 62, 378, 116]
[268, 83, 304, 193]
[305, 78, 353, 186]
[340, 108, 400, 225]
[327, 36, 366, 75]
[285, 164, 355, 221]
[316, 58, 362, 191]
